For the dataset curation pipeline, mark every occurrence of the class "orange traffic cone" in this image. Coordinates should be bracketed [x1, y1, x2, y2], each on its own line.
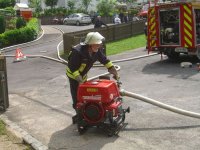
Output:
[13, 48, 27, 62]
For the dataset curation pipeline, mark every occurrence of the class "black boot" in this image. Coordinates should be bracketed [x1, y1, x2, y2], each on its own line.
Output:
[72, 114, 78, 124]
[72, 108, 79, 124]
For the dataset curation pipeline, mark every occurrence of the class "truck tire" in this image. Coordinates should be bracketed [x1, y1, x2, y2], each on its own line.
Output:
[197, 47, 200, 60]
[166, 48, 179, 60]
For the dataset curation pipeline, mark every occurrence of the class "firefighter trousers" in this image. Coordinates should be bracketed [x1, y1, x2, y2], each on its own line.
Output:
[68, 77, 79, 110]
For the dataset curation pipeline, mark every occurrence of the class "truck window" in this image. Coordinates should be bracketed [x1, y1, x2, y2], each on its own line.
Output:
[195, 9, 200, 44]
[159, 8, 180, 45]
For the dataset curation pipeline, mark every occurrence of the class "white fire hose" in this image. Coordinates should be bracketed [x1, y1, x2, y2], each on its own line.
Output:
[120, 89, 200, 119]
[4, 53, 200, 120]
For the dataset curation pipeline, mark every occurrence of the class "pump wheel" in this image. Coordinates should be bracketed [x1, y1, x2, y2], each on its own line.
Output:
[77, 118, 87, 134]
[78, 124, 87, 134]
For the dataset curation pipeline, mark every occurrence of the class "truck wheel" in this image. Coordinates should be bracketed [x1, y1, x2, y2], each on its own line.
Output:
[197, 47, 200, 60]
[166, 48, 179, 60]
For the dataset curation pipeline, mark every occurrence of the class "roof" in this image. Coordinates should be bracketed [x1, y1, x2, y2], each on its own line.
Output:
[14, 3, 29, 10]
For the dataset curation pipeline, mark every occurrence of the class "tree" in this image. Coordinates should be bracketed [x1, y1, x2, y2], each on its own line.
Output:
[45, 0, 58, 9]
[0, 16, 5, 34]
[81, 0, 92, 13]
[0, 0, 15, 8]
[67, 0, 76, 14]
[97, 0, 117, 16]
[16, 17, 26, 29]
[29, 0, 42, 13]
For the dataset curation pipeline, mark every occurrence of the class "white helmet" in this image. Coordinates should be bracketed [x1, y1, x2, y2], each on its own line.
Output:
[82, 32, 105, 45]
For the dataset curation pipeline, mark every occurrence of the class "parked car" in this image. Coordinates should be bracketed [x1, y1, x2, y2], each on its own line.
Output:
[51, 17, 64, 24]
[63, 13, 92, 26]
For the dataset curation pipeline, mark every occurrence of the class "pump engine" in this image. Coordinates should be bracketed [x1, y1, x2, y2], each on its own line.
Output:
[76, 79, 130, 136]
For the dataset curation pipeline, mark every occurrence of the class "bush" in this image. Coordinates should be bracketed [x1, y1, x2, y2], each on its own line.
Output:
[0, 34, 8, 48]
[16, 17, 26, 29]
[6, 17, 17, 30]
[3, 29, 20, 45]
[0, 16, 5, 34]
[27, 18, 40, 34]
[20, 27, 36, 42]
[0, 18, 39, 48]
[3, 27, 36, 46]
[4, 7, 15, 16]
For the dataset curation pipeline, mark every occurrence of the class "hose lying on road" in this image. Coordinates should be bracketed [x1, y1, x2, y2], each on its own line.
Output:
[4, 34, 200, 120]
[4, 54, 68, 65]
[5, 53, 200, 120]
[120, 89, 200, 119]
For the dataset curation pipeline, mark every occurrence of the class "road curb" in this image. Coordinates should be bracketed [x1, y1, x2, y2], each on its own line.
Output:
[0, 114, 48, 150]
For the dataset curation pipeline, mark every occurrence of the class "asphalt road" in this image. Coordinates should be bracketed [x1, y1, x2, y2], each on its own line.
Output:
[3, 25, 200, 150]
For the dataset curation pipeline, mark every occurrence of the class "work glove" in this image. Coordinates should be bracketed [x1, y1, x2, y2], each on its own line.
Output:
[75, 75, 84, 83]
[108, 66, 119, 80]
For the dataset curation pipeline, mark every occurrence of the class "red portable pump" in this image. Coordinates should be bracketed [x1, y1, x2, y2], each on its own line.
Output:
[76, 78, 130, 136]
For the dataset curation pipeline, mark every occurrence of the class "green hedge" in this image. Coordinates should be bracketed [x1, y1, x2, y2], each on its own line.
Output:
[0, 18, 39, 48]
[16, 17, 26, 29]
[0, 16, 5, 34]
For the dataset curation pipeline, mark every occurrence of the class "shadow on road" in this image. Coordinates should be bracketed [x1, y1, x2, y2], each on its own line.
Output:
[142, 55, 200, 79]
[48, 124, 118, 150]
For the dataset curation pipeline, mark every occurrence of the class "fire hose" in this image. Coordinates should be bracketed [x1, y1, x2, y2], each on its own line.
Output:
[3, 52, 200, 120]
[120, 89, 200, 119]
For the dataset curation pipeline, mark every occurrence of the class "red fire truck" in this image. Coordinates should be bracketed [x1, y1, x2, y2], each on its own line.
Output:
[147, 1, 200, 59]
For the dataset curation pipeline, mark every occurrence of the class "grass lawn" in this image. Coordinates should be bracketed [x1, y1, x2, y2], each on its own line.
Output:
[61, 34, 146, 59]
[106, 34, 146, 55]
[0, 120, 6, 135]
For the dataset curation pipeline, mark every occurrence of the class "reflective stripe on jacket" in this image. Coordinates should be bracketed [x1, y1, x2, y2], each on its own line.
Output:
[66, 44, 113, 80]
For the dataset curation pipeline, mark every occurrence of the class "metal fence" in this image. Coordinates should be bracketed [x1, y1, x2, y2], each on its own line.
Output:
[63, 20, 145, 55]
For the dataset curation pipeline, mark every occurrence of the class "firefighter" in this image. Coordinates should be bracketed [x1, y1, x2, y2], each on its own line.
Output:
[66, 32, 119, 123]
[94, 16, 108, 28]
[144, 22, 148, 49]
